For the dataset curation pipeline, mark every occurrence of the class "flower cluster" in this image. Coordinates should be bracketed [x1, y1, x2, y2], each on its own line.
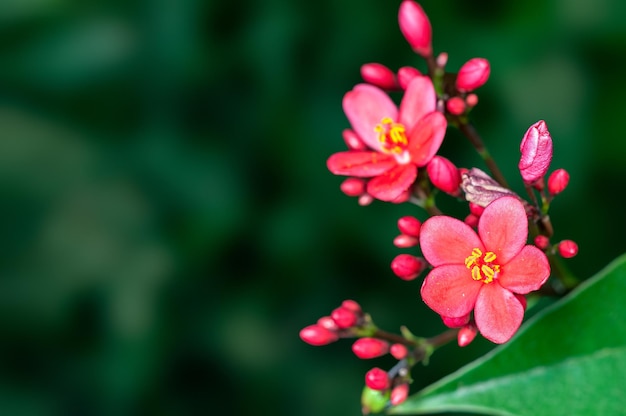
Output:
[301, 1, 578, 413]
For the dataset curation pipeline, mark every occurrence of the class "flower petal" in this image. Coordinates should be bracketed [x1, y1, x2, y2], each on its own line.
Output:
[366, 164, 416, 201]
[420, 216, 483, 266]
[498, 245, 550, 294]
[420, 264, 482, 318]
[478, 196, 528, 264]
[398, 75, 436, 131]
[327, 151, 396, 177]
[406, 111, 447, 166]
[343, 84, 398, 151]
[474, 283, 524, 344]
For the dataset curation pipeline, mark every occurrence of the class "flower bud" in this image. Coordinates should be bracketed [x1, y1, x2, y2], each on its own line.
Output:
[446, 96, 466, 115]
[390, 383, 409, 406]
[534, 235, 549, 250]
[393, 234, 419, 248]
[519, 120, 553, 184]
[358, 194, 374, 206]
[397, 216, 421, 237]
[391, 254, 426, 281]
[548, 168, 570, 195]
[427, 155, 461, 195]
[317, 316, 339, 331]
[360, 63, 398, 90]
[390, 343, 408, 360]
[558, 240, 578, 259]
[398, 1, 432, 57]
[465, 93, 479, 107]
[461, 168, 517, 207]
[352, 338, 390, 359]
[456, 58, 490, 92]
[365, 367, 390, 391]
[464, 213, 479, 228]
[397, 66, 421, 90]
[436, 52, 448, 69]
[300, 324, 339, 346]
[341, 299, 362, 313]
[468, 202, 485, 217]
[340, 178, 366, 197]
[457, 325, 478, 347]
[331, 305, 359, 329]
[442, 314, 470, 328]
[342, 129, 367, 150]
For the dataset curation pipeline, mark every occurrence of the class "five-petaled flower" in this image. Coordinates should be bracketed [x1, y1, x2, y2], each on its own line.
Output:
[327, 76, 447, 201]
[419, 196, 550, 344]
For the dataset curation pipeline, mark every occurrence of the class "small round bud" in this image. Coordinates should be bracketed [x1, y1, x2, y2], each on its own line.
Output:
[548, 168, 570, 195]
[341, 299, 362, 313]
[456, 58, 491, 92]
[365, 367, 390, 391]
[352, 338, 390, 359]
[342, 129, 367, 150]
[465, 93, 479, 107]
[391, 254, 426, 281]
[358, 194, 374, 206]
[442, 314, 470, 328]
[397, 66, 421, 90]
[558, 240, 578, 259]
[457, 325, 478, 347]
[468, 202, 485, 217]
[331, 305, 358, 329]
[397, 216, 421, 237]
[427, 156, 461, 195]
[340, 178, 366, 197]
[300, 324, 339, 346]
[534, 235, 550, 250]
[446, 96, 466, 115]
[436, 52, 448, 69]
[317, 316, 338, 331]
[390, 343, 408, 360]
[361, 63, 398, 90]
[398, 0, 433, 57]
[464, 213, 479, 228]
[393, 234, 419, 248]
[390, 383, 409, 406]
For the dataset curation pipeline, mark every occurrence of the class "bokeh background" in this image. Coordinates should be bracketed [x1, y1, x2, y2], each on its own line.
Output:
[1, 0, 626, 415]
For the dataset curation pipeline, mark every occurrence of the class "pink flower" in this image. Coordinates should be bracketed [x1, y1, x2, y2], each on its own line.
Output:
[327, 76, 447, 201]
[419, 196, 550, 344]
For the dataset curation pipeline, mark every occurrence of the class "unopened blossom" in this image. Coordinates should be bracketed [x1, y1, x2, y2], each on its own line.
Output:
[456, 58, 491, 92]
[352, 338, 390, 359]
[519, 120, 553, 184]
[300, 324, 339, 346]
[398, 1, 432, 57]
[390, 343, 408, 360]
[361, 63, 398, 90]
[427, 155, 461, 195]
[420, 196, 550, 343]
[397, 216, 421, 237]
[457, 324, 478, 347]
[548, 168, 570, 195]
[390, 383, 409, 406]
[397, 66, 421, 90]
[391, 253, 426, 280]
[365, 367, 390, 391]
[558, 240, 578, 258]
[327, 76, 447, 201]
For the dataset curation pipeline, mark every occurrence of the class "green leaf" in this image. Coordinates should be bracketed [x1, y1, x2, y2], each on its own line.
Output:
[390, 253, 626, 416]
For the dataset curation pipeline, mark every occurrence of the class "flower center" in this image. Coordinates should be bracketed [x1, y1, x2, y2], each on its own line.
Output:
[375, 117, 408, 154]
[464, 248, 500, 284]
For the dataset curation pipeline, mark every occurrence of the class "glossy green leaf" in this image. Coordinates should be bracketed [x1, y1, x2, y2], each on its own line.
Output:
[391, 253, 626, 416]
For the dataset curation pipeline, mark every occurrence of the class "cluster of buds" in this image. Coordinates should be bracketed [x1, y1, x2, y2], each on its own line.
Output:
[304, 1, 580, 413]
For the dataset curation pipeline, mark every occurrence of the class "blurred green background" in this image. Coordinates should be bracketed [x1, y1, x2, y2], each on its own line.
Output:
[1, 0, 625, 415]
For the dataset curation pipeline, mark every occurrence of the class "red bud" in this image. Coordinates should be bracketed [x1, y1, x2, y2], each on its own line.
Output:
[352, 338, 389, 359]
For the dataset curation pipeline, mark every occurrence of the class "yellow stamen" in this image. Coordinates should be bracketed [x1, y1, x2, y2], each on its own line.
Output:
[374, 117, 408, 154]
[464, 248, 500, 284]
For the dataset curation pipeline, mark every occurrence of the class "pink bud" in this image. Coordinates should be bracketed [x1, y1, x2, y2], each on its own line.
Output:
[558, 240, 578, 259]
[391, 254, 426, 281]
[331, 306, 358, 329]
[341, 299, 362, 313]
[446, 96, 466, 115]
[342, 129, 367, 150]
[393, 234, 419, 248]
[340, 178, 366, 197]
[390, 343, 408, 360]
[390, 383, 409, 406]
[548, 168, 570, 195]
[352, 338, 390, 359]
[468, 202, 485, 217]
[466, 93, 479, 107]
[397, 66, 422, 90]
[442, 314, 470, 328]
[464, 213, 479, 228]
[456, 58, 491, 92]
[365, 367, 390, 391]
[397, 216, 421, 237]
[519, 120, 553, 184]
[534, 235, 550, 250]
[427, 155, 461, 195]
[398, 1, 432, 57]
[360, 63, 398, 90]
[436, 52, 448, 69]
[317, 316, 339, 331]
[300, 324, 339, 346]
[457, 325, 477, 347]
[358, 194, 374, 206]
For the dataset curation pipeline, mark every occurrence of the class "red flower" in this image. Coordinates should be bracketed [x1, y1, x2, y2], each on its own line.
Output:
[419, 196, 550, 344]
[327, 76, 447, 201]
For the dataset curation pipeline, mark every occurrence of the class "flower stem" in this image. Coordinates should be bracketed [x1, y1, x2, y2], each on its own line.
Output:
[457, 119, 509, 188]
